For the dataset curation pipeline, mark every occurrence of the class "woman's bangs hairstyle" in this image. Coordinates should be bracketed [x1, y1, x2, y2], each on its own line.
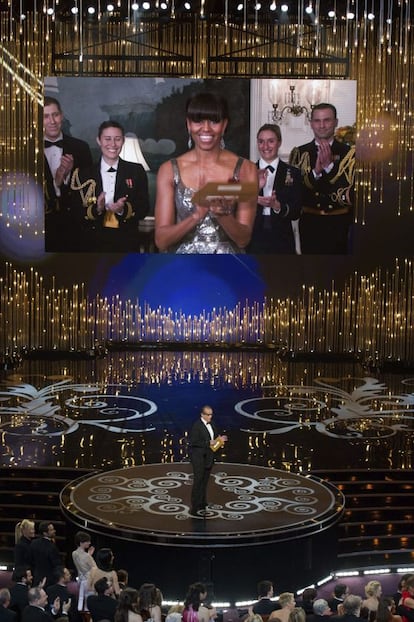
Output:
[186, 92, 229, 123]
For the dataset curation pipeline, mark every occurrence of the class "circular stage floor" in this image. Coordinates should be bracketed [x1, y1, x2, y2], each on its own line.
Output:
[61, 462, 344, 547]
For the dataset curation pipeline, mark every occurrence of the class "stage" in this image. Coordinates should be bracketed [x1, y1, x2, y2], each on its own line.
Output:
[1, 351, 413, 598]
[60, 462, 344, 545]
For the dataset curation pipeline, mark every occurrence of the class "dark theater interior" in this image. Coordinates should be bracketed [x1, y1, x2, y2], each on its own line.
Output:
[1, 0, 414, 614]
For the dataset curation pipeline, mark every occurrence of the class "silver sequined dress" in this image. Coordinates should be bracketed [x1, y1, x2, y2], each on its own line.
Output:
[169, 157, 245, 254]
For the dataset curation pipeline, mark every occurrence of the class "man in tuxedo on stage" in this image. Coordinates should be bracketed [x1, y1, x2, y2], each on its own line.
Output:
[289, 103, 355, 254]
[247, 124, 302, 254]
[70, 120, 150, 252]
[189, 405, 227, 517]
[43, 96, 93, 252]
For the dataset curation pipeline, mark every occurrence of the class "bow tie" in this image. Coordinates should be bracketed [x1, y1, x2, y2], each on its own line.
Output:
[266, 164, 275, 173]
[45, 139, 63, 149]
[107, 167, 117, 173]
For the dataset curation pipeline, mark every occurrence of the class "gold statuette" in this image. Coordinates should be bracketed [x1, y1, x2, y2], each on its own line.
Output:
[210, 436, 225, 452]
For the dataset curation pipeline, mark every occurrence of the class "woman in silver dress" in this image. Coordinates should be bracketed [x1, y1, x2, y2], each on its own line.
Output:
[154, 92, 257, 253]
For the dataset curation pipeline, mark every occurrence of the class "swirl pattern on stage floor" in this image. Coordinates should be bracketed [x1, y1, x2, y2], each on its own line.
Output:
[61, 462, 344, 546]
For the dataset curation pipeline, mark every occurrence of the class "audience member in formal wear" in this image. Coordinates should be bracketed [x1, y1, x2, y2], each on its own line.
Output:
[9, 567, 34, 622]
[154, 91, 258, 254]
[393, 575, 413, 612]
[298, 590, 318, 617]
[269, 594, 296, 622]
[376, 597, 402, 622]
[70, 120, 149, 252]
[329, 586, 349, 614]
[45, 568, 74, 621]
[14, 521, 36, 570]
[396, 575, 414, 618]
[87, 578, 117, 622]
[22, 587, 68, 622]
[188, 405, 227, 517]
[114, 588, 142, 622]
[331, 595, 362, 622]
[87, 549, 120, 599]
[43, 96, 93, 252]
[247, 124, 302, 254]
[71, 532, 96, 612]
[252, 581, 280, 616]
[30, 522, 62, 588]
[289, 103, 355, 254]
[307, 599, 332, 622]
[393, 572, 414, 613]
[361, 582, 382, 617]
[0, 589, 17, 622]
[137, 583, 161, 622]
[182, 583, 210, 622]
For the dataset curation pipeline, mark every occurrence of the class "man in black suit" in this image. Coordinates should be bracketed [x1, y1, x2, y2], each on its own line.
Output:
[328, 584, 349, 614]
[30, 522, 62, 588]
[289, 103, 355, 254]
[307, 598, 332, 622]
[0, 589, 17, 622]
[43, 96, 93, 252]
[86, 578, 117, 622]
[70, 120, 150, 252]
[330, 594, 362, 622]
[188, 405, 227, 517]
[252, 580, 280, 615]
[247, 124, 302, 254]
[21, 587, 68, 622]
[46, 568, 75, 622]
[9, 567, 33, 622]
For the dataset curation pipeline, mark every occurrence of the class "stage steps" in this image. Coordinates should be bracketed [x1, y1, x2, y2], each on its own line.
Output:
[311, 468, 414, 569]
[1, 467, 414, 572]
[0, 466, 95, 568]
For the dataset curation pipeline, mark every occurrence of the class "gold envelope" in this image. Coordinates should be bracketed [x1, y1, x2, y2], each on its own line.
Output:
[192, 181, 257, 205]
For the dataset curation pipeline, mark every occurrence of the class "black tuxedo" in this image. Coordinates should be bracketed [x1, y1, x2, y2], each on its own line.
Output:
[21, 606, 53, 622]
[247, 159, 302, 254]
[289, 138, 355, 254]
[189, 418, 218, 513]
[328, 598, 344, 614]
[30, 536, 63, 587]
[252, 599, 281, 615]
[86, 595, 117, 622]
[14, 536, 32, 569]
[9, 584, 29, 622]
[70, 158, 150, 252]
[44, 133, 93, 252]
[46, 585, 75, 622]
[0, 608, 17, 622]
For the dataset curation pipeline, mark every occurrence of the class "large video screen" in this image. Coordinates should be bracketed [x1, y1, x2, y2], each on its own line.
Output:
[43, 77, 356, 256]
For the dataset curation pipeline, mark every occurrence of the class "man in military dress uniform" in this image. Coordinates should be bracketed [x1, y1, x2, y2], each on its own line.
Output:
[289, 103, 355, 254]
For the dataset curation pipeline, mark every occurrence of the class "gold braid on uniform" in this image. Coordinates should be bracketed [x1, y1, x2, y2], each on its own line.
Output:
[329, 146, 356, 186]
[70, 168, 98, 220]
